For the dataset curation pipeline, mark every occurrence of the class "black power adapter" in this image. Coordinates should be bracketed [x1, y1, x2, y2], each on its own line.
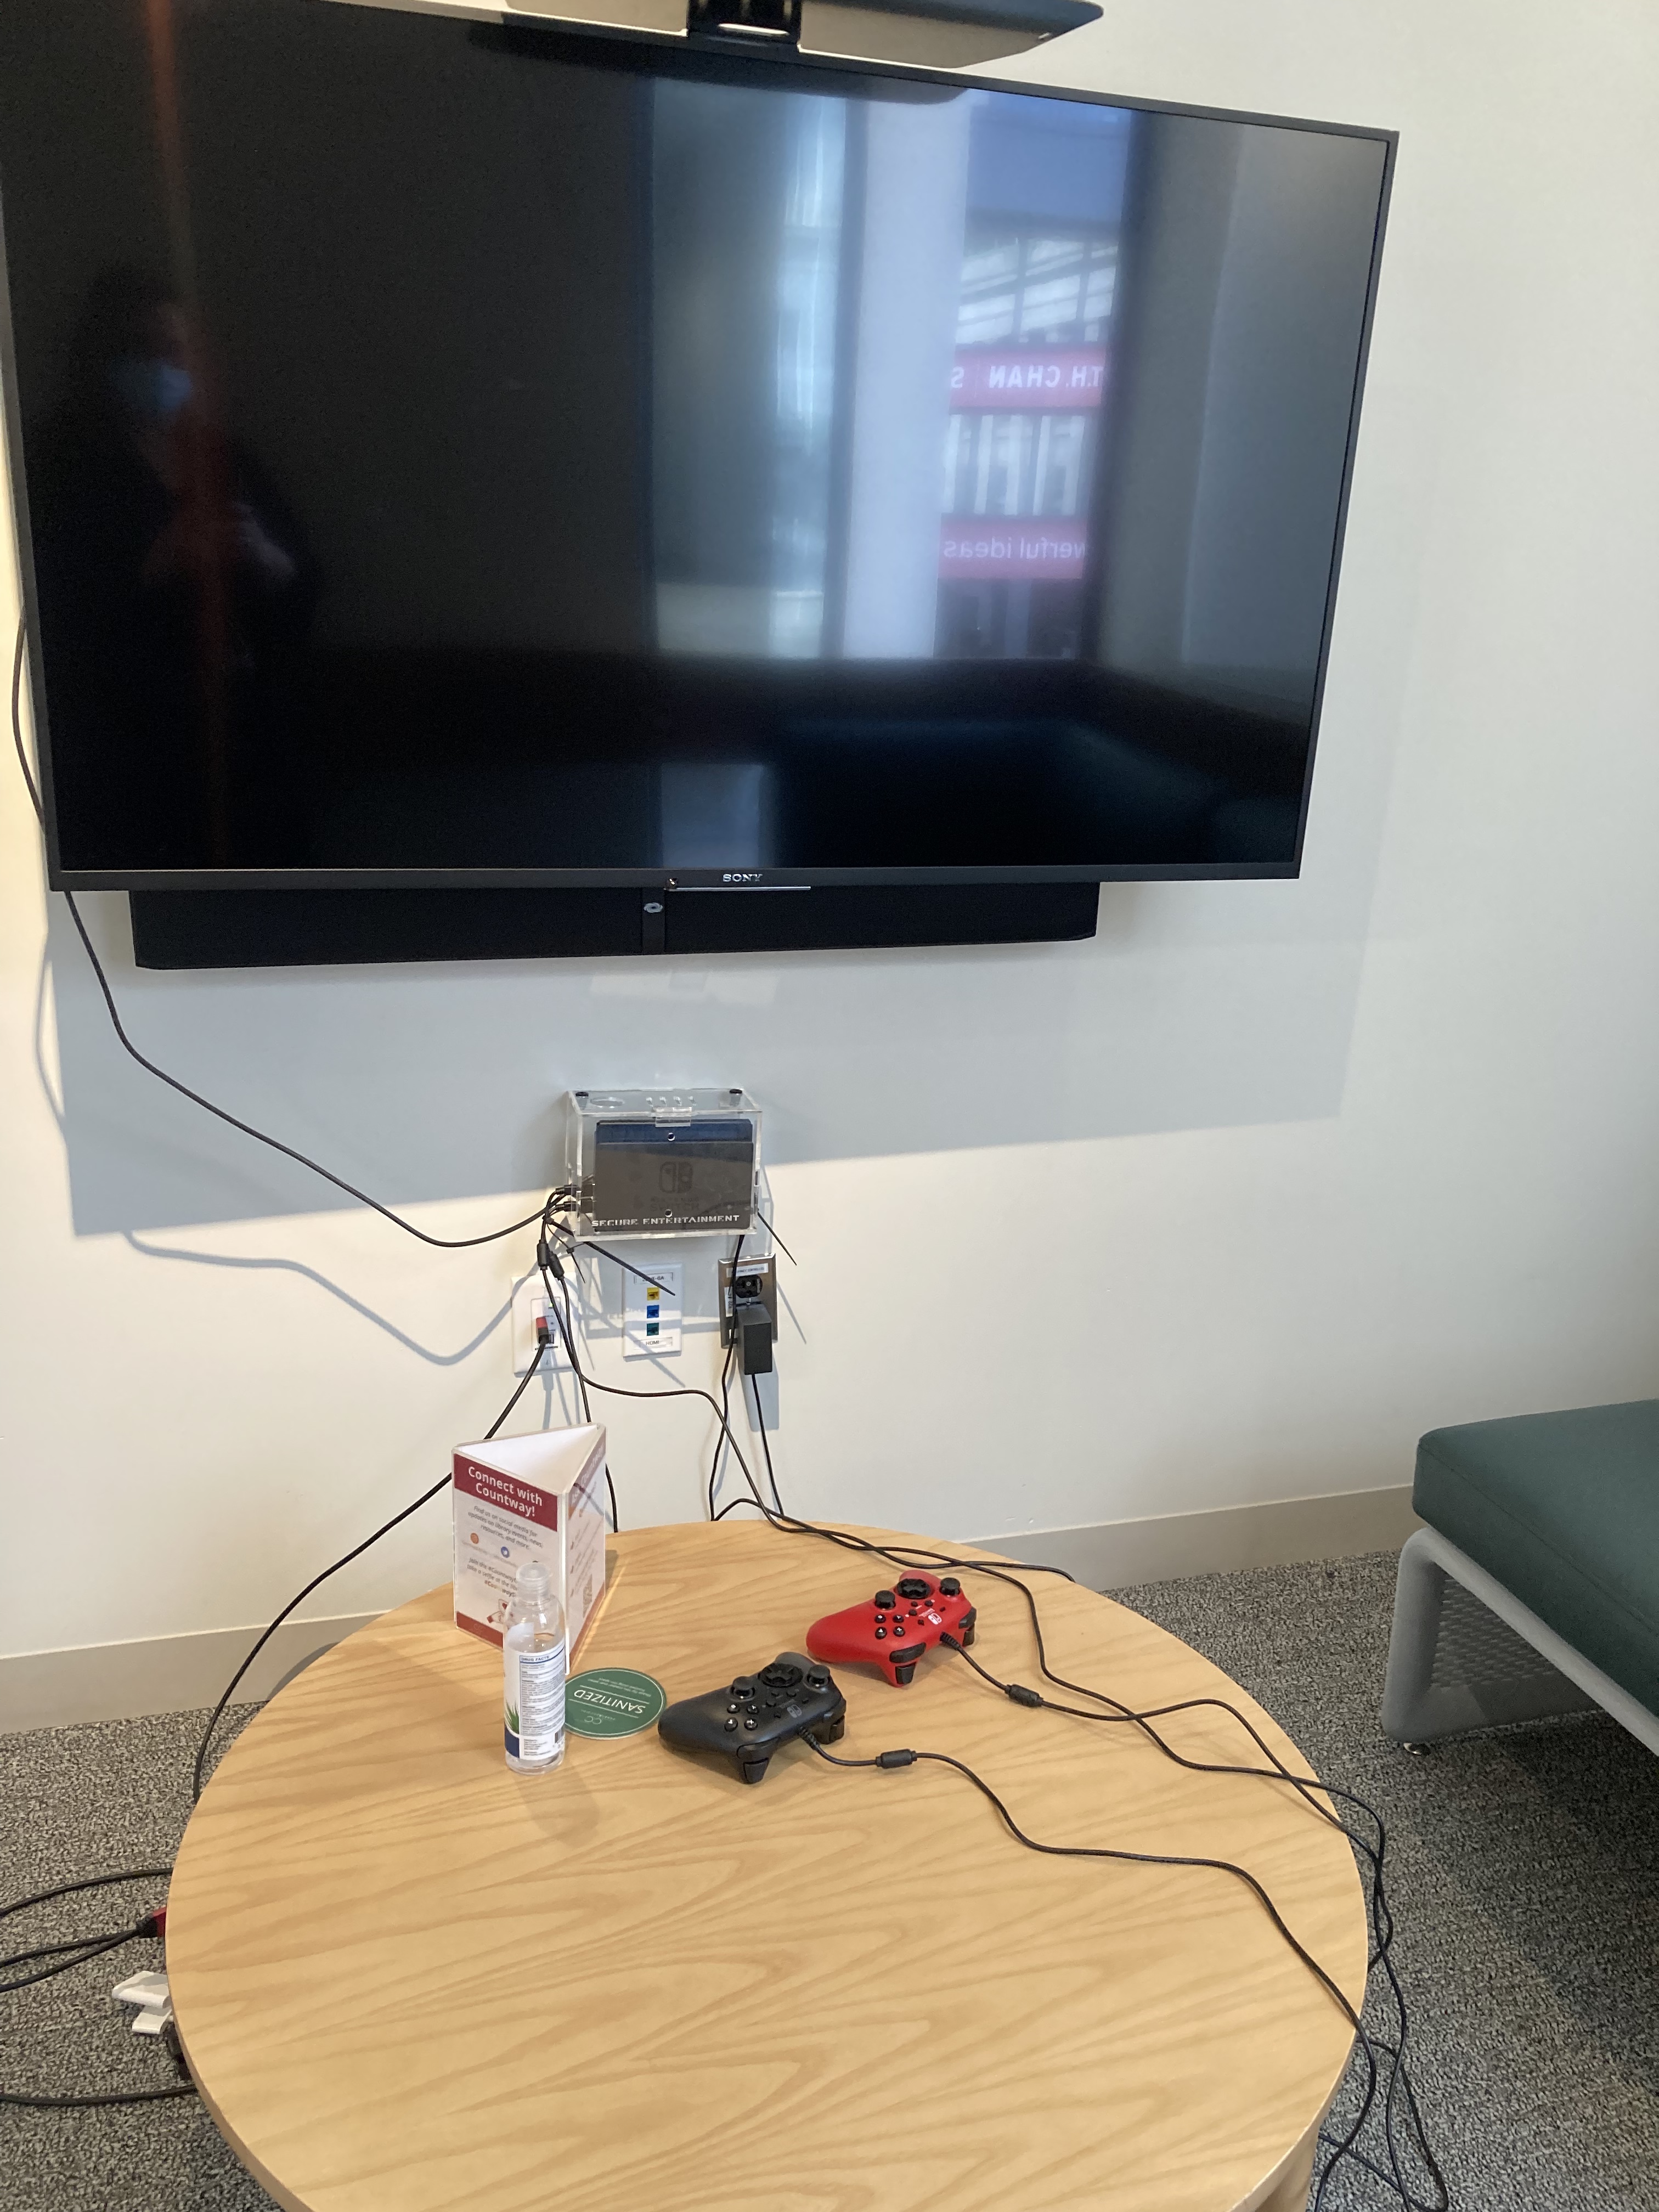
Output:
[721, 1255, 777, 1376]
[731, 1283, 774, 1376]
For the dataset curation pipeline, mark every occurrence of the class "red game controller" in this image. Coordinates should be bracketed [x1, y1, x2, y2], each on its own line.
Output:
[806, 1572, 977, 1687]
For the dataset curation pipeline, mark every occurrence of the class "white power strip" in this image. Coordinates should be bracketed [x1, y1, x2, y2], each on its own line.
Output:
[112, 1968, 172, 2036]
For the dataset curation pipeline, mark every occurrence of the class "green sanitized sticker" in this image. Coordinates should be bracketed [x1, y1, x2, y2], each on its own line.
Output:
[565, 1667, 667, 1739]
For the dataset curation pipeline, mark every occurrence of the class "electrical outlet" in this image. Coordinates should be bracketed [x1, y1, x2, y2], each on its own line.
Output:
[719, 1255, 777, 1350]
[511, 1273, 573, 1377]
[623, 1261, 683, 1359]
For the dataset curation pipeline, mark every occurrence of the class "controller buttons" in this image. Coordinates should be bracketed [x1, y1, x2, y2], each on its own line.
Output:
[724, 1718, 738, 1732]
[727, 1702, 740, 1713]
[743, 1718, 758, 1730]
[893, 1624, 907, 1639]
[939, 1577, 961, 1597]
[874, 1627, 887, 1639]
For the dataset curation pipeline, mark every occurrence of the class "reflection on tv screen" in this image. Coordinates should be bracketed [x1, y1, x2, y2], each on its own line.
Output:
[0, 0, 1388, 876]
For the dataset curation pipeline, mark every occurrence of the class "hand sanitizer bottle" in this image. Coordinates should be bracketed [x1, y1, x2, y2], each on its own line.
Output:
[503, 1560, 566, 1774]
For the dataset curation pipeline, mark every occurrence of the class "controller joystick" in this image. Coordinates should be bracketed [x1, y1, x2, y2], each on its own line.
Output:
[805, 1571, 976, 1688]
[658, 1652, 845, 1784]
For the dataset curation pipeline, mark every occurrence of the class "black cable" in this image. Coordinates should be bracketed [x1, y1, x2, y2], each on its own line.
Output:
[0, 1928, 150, 1974]
[538, 1216, 757, 1524]
[0, 1865, 190, 2115]
[561, 1278, 591, 1427]
[552, 1229, 675, 1293]
[0, 1871, 172, 1926]
[705, 1338, 740, 1521]
[12, 617, 557, 1254]
[61, 877, 556, 1249]
[799, 1730, 1368, 2032]
[12, 617, 41, 817]
[534, 1252, 619, 1534]
[937, 1633, 1446, 2210]
[804, 1725, 1443, 2212]
[944, 1634, 1376, 1853]
[749, 1373, 785, 1516]
[735, 1500, 1389, 1885]
[0, 2083, 197, 2110]
[709, 1496, 1376, 1866]
[0, 1929, 139, 1997]
[191, 1338, 554, 1803]
[750, 1203, 795, 1265]
[704, 1234, 747, 1519]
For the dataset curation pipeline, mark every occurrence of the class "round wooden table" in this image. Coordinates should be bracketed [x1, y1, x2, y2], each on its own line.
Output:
[168, 1522, 1365, 2212]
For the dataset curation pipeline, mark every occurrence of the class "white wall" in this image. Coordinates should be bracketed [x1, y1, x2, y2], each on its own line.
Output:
[5, 0, 1659, 1668]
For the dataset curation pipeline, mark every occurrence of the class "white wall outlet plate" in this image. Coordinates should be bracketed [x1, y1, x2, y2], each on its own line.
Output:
[511, 1272, 574, 1377]
[623, 1261, 682, 1359]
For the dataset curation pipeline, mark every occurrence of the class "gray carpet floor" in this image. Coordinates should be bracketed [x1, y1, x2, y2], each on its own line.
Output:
[3, 1550, 1656, 2210]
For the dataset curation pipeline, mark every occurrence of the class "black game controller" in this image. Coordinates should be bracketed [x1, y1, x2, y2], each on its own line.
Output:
[658, 1652, 845, 1785]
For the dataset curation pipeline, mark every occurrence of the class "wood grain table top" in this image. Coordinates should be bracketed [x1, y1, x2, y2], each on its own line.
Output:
[167, 1520, 1365, 2212]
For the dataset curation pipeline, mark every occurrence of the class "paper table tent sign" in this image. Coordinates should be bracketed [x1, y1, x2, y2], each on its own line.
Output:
[452, 1423, 608, 1655]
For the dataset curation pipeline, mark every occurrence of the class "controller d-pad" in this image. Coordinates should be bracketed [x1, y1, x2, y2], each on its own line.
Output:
[896, 1577, 930, 1600]
[760, 1662, 804, 1692]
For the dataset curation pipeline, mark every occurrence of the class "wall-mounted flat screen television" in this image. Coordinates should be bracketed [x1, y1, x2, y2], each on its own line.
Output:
[0, 0, 1392, 962]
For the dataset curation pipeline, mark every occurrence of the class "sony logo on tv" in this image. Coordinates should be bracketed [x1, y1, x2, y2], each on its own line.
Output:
[722, 872, 765, 884]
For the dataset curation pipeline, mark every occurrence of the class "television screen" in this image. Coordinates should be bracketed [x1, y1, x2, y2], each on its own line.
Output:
[0, 0, 1390, 889]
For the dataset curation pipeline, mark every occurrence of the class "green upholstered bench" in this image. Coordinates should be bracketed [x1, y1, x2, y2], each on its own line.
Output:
[1380, 1398, 1659, 1754]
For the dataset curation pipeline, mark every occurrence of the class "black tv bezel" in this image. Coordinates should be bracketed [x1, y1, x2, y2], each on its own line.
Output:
[0, 1, 1397, 900]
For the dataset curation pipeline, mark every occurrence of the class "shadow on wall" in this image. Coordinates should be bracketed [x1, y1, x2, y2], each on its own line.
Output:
[44, 862, 1370, 1238]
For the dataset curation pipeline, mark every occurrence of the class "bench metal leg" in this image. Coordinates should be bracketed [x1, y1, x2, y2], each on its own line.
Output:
[1381, 1526, 1659, 1752]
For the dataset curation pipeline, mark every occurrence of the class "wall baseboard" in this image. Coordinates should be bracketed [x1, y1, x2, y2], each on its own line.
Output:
[978, 1485, 1419, 1590]
[3, 1487, 1417, 1731]
[0, 1612, 380, 1735]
